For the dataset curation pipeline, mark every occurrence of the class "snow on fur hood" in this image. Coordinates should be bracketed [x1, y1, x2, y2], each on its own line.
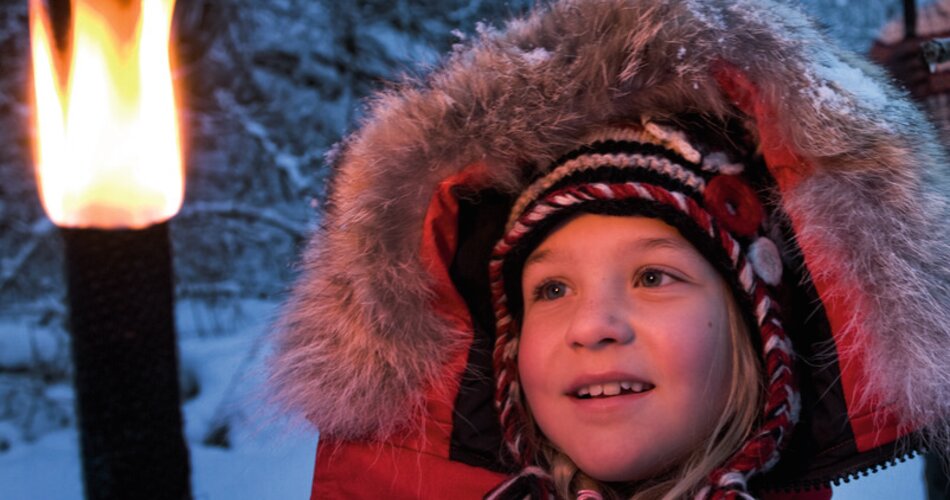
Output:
[270, 0, 950, 462]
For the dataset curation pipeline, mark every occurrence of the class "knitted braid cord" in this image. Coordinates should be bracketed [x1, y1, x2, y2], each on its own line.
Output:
[505, 124, 709, 232]
[484, 466, 557, 500]
[488, 181, 800, 499]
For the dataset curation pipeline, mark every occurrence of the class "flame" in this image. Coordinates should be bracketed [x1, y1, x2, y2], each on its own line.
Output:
[30, 0, 182, 229]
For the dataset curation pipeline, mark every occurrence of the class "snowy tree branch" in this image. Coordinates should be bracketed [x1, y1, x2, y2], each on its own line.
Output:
[0, 219, 55, 295]
[177, 202, 312, 240]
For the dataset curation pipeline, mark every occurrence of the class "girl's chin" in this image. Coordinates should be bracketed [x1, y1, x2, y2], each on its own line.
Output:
[572, 450, 682, 483]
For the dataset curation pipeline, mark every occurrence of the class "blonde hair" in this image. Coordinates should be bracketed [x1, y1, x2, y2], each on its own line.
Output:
[521, 282, 765, 500]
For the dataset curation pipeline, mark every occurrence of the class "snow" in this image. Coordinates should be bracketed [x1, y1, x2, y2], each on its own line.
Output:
[0, 317, 64, 371]
[833, 457, 928, 499]
[0, 427, 315, 500]
[811, 51, 891, 113]
[521, 47, 551, 65]
[365, 22, 439, 71]
[0, 430, 83, 500]
[190, 438, 315, 500]
[0, 300, 318, 500]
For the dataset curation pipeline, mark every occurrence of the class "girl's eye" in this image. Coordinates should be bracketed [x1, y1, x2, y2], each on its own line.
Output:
[635, 268, 678, 288]
[533, 280, 568, 301]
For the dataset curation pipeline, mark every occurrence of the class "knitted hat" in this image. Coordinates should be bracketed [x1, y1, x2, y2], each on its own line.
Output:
[487, 122, 800, 499]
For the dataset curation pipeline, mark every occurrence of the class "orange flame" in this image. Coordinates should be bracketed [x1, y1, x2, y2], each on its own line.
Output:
[30, 0, 182, 229]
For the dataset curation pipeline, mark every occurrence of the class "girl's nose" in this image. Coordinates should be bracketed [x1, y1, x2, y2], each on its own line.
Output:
[564, 295, 636, 348]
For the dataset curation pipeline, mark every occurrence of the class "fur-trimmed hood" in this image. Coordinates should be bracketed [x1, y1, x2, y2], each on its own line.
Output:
[271, 0, 950, 487]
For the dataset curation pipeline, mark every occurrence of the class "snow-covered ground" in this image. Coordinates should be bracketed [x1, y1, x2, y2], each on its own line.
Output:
[833, 456, 926, 499]
[0, 427, 315, 500]
[0, 299, 930, 499]
[0, 300, 317, 500]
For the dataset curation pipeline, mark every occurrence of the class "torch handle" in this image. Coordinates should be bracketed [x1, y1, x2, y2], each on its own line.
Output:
[63, 223, 191, 500]
[905, 0, 917, 40]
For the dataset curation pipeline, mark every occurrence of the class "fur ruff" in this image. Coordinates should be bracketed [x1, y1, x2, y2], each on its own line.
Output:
[269, 0, 950, 452]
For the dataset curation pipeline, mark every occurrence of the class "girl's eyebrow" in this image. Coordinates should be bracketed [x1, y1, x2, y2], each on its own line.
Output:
[638, 237, 691, 252]
[523, 236, 691, 272]
[524, 249, 552, 270]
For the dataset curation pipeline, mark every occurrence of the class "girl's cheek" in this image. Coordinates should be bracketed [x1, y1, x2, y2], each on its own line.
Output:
[646, 302, 724, 352]
[521, 306, 572, 360]
[517, 330, 553, 402]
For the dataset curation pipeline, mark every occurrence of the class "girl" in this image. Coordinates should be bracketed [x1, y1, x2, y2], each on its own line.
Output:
[484, 123, 788, 498]
[269, 0, 950, 498]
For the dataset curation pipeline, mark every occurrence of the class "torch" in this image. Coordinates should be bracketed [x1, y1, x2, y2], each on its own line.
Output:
[29, 1, 192, 499]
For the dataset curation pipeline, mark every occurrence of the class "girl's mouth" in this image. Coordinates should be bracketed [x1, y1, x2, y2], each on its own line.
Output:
[574, 381, 655, 399]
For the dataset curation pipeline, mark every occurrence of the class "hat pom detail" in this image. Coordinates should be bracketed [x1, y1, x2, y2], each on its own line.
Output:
[703, 175, 764, 237]
[748, 237, 783, 286]
[702, 152, 745, 175]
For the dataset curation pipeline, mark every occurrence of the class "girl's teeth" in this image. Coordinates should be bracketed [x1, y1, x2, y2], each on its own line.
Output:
[576, 381, 653, 398]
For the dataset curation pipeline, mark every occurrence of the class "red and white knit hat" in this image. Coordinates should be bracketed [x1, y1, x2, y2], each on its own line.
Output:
[486, 122, 800, 500]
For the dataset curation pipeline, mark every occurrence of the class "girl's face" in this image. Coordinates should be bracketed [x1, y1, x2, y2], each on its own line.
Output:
[518, 214, 733, 482]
